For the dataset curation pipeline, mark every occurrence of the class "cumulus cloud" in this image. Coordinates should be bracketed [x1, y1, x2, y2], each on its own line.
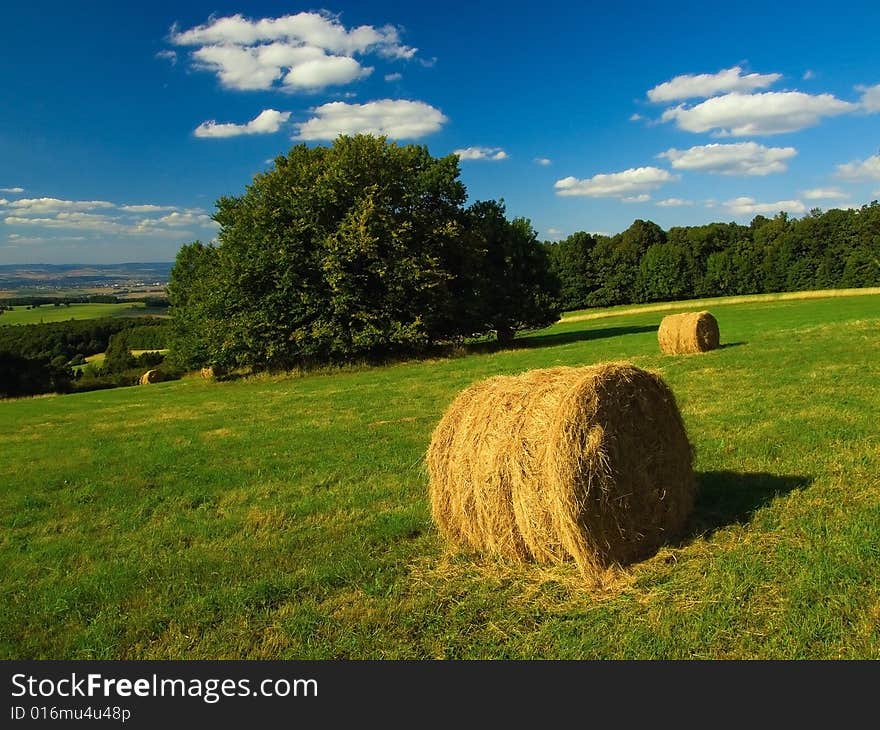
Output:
[858, 83, 880, 112]
[2, 198, 115, 213]
[0, 187, 24, 193]
[546, 227, 563, 239]
[658, 142, 797, 176]
[723, 197, 806, 216]
[622, 194, 651, 203]
[3, 196, 218, 239]
[836, 154, 880, 181]
[119, 204, 177, 213]
[534, 157, 551, 166]
[629, 113, 644, 122]
[801, 188, 848, 201]
[284, 56, 372, 90]
[661, 91, 855, 136]
[384, 72, 402, 82]
[169, 12, 415, 92]
[294, 99, 446, 140]
[454, 146, 508, 161]
[647, 66, 781, 103]
[195, 109, 291, 138]
[554, 167, 676, 198]
[656, 198, 694, 207]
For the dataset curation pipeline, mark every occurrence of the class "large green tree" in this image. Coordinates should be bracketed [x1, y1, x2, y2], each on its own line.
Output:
[169, 135, 560, 369]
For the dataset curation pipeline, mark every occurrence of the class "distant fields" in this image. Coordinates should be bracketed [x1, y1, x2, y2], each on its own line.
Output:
[0, 302, 166, 325]
[1, 293, 879, 659]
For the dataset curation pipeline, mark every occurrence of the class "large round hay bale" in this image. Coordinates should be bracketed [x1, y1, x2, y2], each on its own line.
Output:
[140, 369, 161, 385]
[426, 363, 695, 578]
[657, 311, 719, 354]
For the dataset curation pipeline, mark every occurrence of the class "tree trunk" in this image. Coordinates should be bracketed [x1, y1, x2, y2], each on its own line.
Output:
[495, 324, 515, 345]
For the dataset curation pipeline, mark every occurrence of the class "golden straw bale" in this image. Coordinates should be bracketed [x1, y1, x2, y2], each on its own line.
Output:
[426, 363, 695, 580]
[657, 311, 719, 354]
[139, 369, 161, 385]
[200, 367, 214, 379]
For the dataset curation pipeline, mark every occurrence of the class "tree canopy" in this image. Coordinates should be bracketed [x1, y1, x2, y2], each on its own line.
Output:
[545, 203, 880, 310]
[169, 134, 560, 370]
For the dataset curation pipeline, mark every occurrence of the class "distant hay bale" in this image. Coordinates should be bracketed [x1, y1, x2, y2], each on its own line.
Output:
[140, 369, 161, 385]
[427, 363, 695, 580]
[200, 367, 214, 379]
[657, 311, 719, 354]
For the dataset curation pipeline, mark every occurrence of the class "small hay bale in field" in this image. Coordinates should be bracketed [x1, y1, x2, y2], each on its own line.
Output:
[200, 367, 214, 379]
[426, 363, 695, 580]
[140, 369, 161, 385]
[657, 311, 720, 354]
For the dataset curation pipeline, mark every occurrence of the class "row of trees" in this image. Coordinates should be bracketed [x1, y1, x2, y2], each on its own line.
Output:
[169, 135, 559, 371]
[546, 205, 880, 311]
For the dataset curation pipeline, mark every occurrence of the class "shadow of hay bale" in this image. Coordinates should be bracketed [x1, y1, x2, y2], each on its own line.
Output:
[677, 470, 813, 543]
[467, 324, 659, 354]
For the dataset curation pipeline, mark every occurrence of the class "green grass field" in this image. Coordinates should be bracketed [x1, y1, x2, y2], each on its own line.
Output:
[1, 293, 878, 659]
[0, 302, 153, 325]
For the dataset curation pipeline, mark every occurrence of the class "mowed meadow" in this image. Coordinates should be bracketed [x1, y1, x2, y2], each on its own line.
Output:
[1, 292, 879, 659]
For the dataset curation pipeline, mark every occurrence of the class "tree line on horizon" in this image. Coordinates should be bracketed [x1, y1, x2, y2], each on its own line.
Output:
[544, 204, 880, 311]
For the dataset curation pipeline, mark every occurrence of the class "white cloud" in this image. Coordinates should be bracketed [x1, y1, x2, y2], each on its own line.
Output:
[3, 197, 218, 239]
[170, 12, 415, 92]
[5, 213, 127, 234]
[284, 56, 372, 90]
[3, 198, 115, 214]
[801, 188, 848, 200]
[534, 157, 551, 166]
[546, 227, 563, 239]
[658, 142, 797, 176]
[858, 83, 880, 112]
[195, 109, 291, 138]
[454, 146, 508, 161]
[554, 167, 676, 198]
[661, 91, 856, 136]
[647, 66, 781, 103]
[152, 211, 213, 227]
[836, 154, 880, 181]
[384, 72, 402, 82]
[0, 187, 24, 193]
[622, 194, 651, 203]
[119, 204, 177, 213]
[6, 233, 52, 244]
[803, 70, 815, 81]
[156, 49, 177, 66]
[294, 99, 446, 140]
[656, 198, 694, 207]
[723, 197, 806, 216]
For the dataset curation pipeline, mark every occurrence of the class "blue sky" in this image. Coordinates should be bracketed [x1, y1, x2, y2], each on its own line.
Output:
[1, 0, 879, 264]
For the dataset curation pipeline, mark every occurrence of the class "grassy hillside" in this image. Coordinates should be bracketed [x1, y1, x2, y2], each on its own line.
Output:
[0, 302, 150, 325]
[1, 293, 878, 659]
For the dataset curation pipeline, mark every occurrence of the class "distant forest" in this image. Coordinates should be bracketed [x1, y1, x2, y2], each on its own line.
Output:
[544, 203, 880, 311]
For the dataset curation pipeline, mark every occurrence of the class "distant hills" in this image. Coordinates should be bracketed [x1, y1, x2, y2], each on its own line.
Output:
[0, 262, 173, 291]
